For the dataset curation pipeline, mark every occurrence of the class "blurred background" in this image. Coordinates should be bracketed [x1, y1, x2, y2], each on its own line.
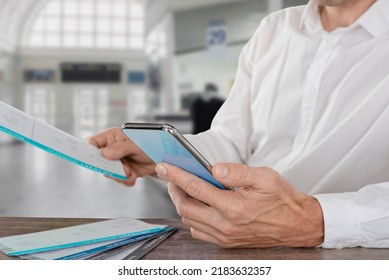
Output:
[0, 0, 306, 219]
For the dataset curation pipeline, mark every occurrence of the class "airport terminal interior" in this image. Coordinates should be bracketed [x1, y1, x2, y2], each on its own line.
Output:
[0, 0, 306, 219]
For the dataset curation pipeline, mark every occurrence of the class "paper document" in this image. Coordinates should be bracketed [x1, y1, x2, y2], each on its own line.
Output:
[103, 241, 146, 260]
[56, 230, 172, 260]
[0, 101, 126, 180]
[0, 217, 166, 256]
[123, 227, 177, 260]
[22, 230, 169, 260]
[20, 237, 131, 260]
[87, 227, 176, 260]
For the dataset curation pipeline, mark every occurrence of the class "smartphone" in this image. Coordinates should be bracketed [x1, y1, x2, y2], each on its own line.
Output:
[121, 123, 225, 190]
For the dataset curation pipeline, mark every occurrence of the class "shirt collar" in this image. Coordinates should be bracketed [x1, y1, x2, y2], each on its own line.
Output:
[357, 0, 389, 37]
[299, 1, 321, 33]
[300, 0, 389, 37]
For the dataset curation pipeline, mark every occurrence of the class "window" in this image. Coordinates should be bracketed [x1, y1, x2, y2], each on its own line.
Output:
[24, 0, 145, 49]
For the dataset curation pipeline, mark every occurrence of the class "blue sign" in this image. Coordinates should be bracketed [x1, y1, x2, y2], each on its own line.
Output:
[207, 19, 228, 47]
[128, 71, 146, 84]
[24, 69, 55, 82]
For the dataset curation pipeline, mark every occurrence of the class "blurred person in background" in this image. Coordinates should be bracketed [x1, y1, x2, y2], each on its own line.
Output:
[89, 0, 389, 249]
[190, 83, 225, 134]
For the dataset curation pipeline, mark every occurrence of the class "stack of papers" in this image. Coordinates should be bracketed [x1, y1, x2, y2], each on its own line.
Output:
[0, 101, 126, 180]
[0, 218, 176, 260]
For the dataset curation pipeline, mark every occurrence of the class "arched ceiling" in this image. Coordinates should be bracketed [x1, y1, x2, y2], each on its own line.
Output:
[0, 0, 256, 53]
[0, 0, 42, 52]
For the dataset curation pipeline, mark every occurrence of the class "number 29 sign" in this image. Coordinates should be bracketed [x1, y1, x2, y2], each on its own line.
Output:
[207, 19, 228, 48]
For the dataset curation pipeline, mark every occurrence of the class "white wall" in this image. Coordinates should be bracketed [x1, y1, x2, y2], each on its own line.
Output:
[174, 45, 242, 100]
[174, 0, 268, 53]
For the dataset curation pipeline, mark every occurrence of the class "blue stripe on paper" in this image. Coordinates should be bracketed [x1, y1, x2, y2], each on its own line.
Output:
[0, 125, 126, 181]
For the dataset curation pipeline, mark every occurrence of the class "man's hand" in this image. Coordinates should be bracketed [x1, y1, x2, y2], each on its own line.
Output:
[88, 127, 156, 186]
[156, 162, 324, 248]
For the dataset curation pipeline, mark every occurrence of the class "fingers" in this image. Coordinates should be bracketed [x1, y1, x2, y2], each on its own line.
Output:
[104, 174, 137, 187]
[182, 217, 226, 241]
[212, 163, 277, 189]
[87, 127, 124, 148]
[190, 228, 226, 248]
[101, 141, 135, 161]
[106, 159, 148, 186]
[189, 228, 243, 248]
[168, 183, 224, 225]
[87, 127, 141, 161]
[157, 163, 235, 212]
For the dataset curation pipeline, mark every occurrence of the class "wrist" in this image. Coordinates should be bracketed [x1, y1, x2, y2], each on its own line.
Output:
[297, 194, 325, 247]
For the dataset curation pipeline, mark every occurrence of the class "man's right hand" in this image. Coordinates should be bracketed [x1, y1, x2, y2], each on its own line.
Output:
[88, 127, 156, 187]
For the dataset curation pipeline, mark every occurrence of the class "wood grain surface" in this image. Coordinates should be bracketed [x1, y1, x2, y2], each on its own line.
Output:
[0, 217, 388, 260]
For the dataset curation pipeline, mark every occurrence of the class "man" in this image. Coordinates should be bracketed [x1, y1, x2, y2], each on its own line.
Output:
[89, 0, 389, 248]
[190, 83, 225, 134]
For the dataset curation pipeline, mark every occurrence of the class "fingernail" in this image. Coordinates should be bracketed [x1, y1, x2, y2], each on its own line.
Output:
[215, 164, 228, 179]
[156, 164, 168, 177]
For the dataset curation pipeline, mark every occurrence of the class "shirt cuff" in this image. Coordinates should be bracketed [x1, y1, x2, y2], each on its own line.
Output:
[314, 193, 361, 249]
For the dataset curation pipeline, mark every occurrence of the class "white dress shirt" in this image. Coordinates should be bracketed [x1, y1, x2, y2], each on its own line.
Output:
[186, 0, 389, 248]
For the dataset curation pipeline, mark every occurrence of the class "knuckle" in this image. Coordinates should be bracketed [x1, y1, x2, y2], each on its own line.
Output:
[115, 144, 128, 157]
[176, 205, 183, 217]
[176, 202, 188, 217]
[220, 222, 236, 236]
[185, 179, 201, 198]
[217, 236, 234, 248]
[181, 217, 190, 227]
[236, 165, 250, 185]
[223, 204, 242, 221]
[259, 167, 279, 185]
[107, 133, 117, 144]
[232, 202, 246, 220]
[190, 228, 197, 238]
[167, 182, 175, 196]
[190, 228, 207, 242]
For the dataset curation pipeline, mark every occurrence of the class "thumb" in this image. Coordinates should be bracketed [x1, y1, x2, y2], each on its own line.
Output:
[212, 163, 258, 189]
[101, 141, 132, 160]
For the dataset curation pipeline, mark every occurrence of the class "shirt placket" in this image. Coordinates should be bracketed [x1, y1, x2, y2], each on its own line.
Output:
[289, 32, 342, 165]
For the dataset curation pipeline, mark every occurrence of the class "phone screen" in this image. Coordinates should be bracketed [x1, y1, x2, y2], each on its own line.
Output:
[122, 128, 225, 190]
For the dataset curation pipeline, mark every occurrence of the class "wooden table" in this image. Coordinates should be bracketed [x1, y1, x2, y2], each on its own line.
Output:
[0, 217, 388, 260]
